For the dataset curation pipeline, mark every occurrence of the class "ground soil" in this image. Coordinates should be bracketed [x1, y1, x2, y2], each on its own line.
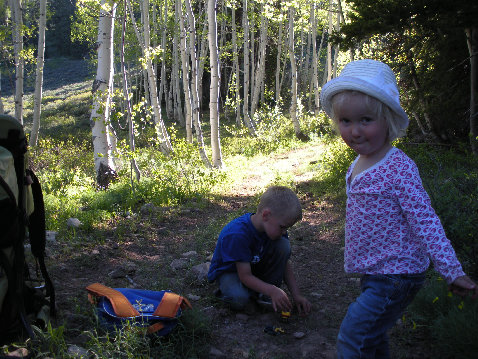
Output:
[42, 143, 431, 359]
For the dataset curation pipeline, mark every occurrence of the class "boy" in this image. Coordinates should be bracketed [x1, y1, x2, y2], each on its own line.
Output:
[207, 186, 311, 314]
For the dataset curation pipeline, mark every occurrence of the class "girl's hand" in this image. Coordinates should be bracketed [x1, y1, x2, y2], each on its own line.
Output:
[449, 275, 478, 299]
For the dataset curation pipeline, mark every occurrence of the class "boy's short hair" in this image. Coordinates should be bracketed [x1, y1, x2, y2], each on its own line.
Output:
[257, 186, 302, 223]
[330, 90, 404, 142]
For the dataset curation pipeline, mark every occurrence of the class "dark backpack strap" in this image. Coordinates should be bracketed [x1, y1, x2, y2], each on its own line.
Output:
[26, 169, 55, 316]
[0, 176, 20, 248]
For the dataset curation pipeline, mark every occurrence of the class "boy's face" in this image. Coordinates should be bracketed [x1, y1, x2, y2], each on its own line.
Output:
[334, 93, 389, 159]
[262, 209, 296, 240]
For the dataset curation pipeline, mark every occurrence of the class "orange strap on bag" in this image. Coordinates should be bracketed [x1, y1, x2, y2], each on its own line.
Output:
[153, 292, 192, 318]
[86, 283, 140, 318]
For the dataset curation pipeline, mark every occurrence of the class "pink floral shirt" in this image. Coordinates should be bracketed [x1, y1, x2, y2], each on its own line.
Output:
[344, 147, 465, 284]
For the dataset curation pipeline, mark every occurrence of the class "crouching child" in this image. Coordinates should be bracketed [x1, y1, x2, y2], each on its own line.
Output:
[207, 186, 311, 315]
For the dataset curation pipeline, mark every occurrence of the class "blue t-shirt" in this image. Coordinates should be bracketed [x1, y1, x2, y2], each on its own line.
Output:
[207, 213, 269, 282]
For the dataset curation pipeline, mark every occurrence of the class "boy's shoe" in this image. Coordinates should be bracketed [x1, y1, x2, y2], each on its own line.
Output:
[256, 294, 273, 310]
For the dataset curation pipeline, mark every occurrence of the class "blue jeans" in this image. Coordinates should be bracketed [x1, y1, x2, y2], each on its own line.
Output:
[337, 273, 425, 359]
[217, 235, 291, 310]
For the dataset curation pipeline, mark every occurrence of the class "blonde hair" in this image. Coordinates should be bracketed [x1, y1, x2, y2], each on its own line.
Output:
[257, 186, 302, 223]
[330, 90, 405, 142]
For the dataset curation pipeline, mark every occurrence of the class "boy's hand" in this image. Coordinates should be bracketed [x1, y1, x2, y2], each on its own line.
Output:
[449, 275, 478, 299]
[269, 286, 292, 312]
[293, 294, 311, 316]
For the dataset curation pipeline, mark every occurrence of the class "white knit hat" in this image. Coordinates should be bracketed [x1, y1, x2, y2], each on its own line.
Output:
[320, 59, 409, 131]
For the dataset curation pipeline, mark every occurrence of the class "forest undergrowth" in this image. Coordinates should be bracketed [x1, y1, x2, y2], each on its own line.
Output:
[1, 63, 478, 358]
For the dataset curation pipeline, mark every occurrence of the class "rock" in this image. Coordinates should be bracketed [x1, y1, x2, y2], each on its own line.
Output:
[108, 268, 127, 278]
[187, 294, 201, 301]
[310, 292, 323, 298]
[181, 250, 198, 257]
[209, 346, 226, 358]
[67, 218, 82, 228]
[206, 253, 213, 261]
[91, 249, 100, 255]
[170, 258, 189, 270]
[67, 345, 88, 357]
[4, 348, 29, 357]
[191, 262, 210, 281]
[46, 231, 57, 242]
[293, 331, 306, 339]
[140, 203, 157, 214]
[235, 313, 249, 322]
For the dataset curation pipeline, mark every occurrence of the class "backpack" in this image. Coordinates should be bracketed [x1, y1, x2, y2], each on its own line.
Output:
[0, 114, 55, 344]
[86, 283, 192, 336]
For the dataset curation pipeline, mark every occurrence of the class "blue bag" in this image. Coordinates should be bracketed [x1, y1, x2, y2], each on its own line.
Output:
[86, 283, 192, 336]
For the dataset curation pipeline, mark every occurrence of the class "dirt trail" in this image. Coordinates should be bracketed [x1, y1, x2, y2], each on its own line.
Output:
[47, 143, 426, 358]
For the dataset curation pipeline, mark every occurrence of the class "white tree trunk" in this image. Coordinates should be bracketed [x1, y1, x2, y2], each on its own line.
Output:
[242, 0, 256, 134]
[172, 20, 185, 127]
[326, 0, 333, 82]
[120, 0, 141, 183]
[177, 0, 193, 142]
[10, 0, 23, 124]
[310, 2, 320, 115]
[288, 6, 307, 141]
[90, 0, 117, 188]
[275, 15, 283, 104]
[128, 0, 172, 153]
[250, 8, 267, 118]
[208, 0, 223, 168]
[29, 0, 47, 146]
[231, 6, 241, 125]
[184, 0, 211, 167]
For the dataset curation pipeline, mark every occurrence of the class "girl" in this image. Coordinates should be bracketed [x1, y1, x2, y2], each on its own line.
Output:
[319, 59, 477, 358]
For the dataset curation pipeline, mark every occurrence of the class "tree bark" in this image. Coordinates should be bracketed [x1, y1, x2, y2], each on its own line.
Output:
[208, 0, 223, 168]
[231, 5, 241, 126]
[466, 27, 478, 155]
[275, 14, 283, 104]
[29, 0, 47, 146]
[250, 7, 267, 118]
[9, 0, 23, 124]
[242, 0, 256, 134]
[184, 0, 212, 167]
[90, 0, 118, 189]
[177, 0, 193, 143]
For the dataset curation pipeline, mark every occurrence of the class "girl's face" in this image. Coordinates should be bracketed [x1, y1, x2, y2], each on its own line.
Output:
[334, 93, 390, 159]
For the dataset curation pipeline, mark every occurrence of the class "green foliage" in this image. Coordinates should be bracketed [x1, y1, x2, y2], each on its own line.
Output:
[398, 143, 478, 277]
[406, 274, 478, 359]
[84, 309, 211, 359]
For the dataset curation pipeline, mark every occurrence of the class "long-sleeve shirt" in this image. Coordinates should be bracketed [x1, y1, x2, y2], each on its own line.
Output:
[344, 147, 465, 284]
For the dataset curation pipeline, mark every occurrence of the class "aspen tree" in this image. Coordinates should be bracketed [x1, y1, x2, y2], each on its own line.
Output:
[466, 27, 478, 155]
[9, 0, 23, 124]
[275, 11, 283, 104]
[127, 0, 172, 153]
[231, 4, 241, 125]
[242, 0, 256, 134]
[90, 0, 118, 188]
[184, 0, 211, 167]
[30, 0, 47, 146]
[208, 0, 223, 168]
[250, 5, 267, 118]
[177, 0, 193, 142]
[289, 5, 308, 141]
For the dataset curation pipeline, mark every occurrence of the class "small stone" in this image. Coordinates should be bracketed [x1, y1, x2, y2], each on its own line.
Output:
[235, 313, 249, 322]
[46, 231, 57, 242]
[67, 218, 82, 228]
[187, 294, 201, 301]
[191, 262, 210, 281]
[170, 258, 189, 270]
[293, 331, 306, 339]
[91, 249, 100, 255]
[209, 346, 226, 358]
[140, 203, 157, 214]
[67, 345, 88, 357]
[181, 250, 198, 257]
[310, 292, 323, 298]
[108, 268, 126, 278]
